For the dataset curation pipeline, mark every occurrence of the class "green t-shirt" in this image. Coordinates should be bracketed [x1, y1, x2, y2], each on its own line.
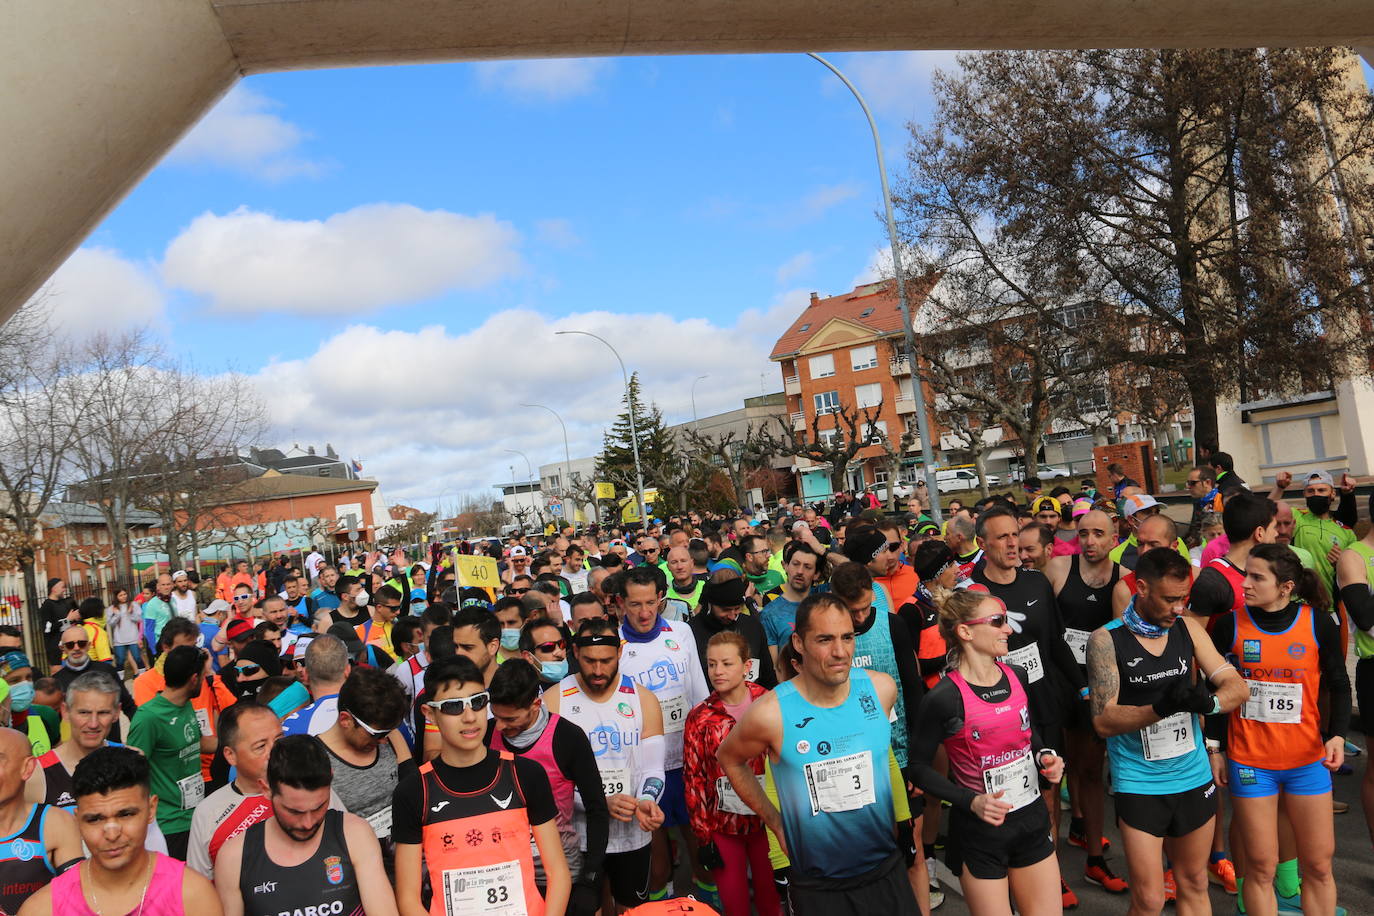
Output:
[127, 693, 203, 834]
[1292, 509, 1355, 599]
[747, 569, 785, 594]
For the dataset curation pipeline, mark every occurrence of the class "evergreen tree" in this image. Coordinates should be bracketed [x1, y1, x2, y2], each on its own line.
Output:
[595, 373, 679, 496]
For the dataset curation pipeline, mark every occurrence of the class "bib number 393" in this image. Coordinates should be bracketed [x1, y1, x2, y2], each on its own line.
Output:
[1141, 712, 1193, 761]
[1003, 643, 1044, 683]
[802, 751, 876, 815]
[1243, 681, 1302, 725]
[982, 751, 1038, 811]
[441, 859, 527, 916]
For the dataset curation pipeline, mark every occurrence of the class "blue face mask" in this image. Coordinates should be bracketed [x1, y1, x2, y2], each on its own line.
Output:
[410, 601, 428, 615]
[500, 629, 522, 651]
[8, 680, 34, 713]
[538, 658, 569, 682]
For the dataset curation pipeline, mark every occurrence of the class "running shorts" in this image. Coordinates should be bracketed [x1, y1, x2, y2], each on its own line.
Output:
[604, 843, 653, 907]
[1228, 758, 1331, 799]
[1115, 779, 1218, 837]
[946, 802, 1055, 880]
[660, 768, 690, 829]
[789, 851, 919, 916]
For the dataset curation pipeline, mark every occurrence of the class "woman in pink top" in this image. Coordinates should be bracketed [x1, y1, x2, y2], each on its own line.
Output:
[19, 746, 218, 916]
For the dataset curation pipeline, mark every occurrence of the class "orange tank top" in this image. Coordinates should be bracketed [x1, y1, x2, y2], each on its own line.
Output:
[1228, 603, 1324, 769]
[419, 751, 544, 916]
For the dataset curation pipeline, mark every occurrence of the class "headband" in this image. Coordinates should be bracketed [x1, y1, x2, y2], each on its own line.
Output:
[573, 633, 621, 649]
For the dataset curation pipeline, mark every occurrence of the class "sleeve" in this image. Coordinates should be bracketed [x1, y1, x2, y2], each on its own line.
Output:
[681, 712, 714, 845]
[118, 677, 138, 719]
[885, 614, 925, 772]
[1189, 567, 1236, 618]
[555, 721, 608, 881]
[1336, 490, 1358, 529]
[1314, 610, 1352, 740]
[390, 770, 424, 845]
[1042, 581, 1086, 693]
[681, 626, 711, 706]
[908, 680, 978, 812]
[1340, 583, 1374, 635]
[513, 757, 559, 826]
[125, 711, 152, 757]
[186, 808, 214, 878]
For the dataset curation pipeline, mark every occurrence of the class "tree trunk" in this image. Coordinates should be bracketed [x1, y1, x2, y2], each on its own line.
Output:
[163, 514, 181, 574]
[1181, 362, 1221, 458]
[975, 449, 991, 498]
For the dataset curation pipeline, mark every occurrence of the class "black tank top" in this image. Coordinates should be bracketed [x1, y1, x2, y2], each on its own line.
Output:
[0, 804, 55, 914]
[1109, 620, 1195, 708]
[1058, 556, 1119, 632]
[237, 808, 362, 916]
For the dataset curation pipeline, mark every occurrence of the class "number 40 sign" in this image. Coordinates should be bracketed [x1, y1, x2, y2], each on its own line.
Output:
[453, 554, 498, 588]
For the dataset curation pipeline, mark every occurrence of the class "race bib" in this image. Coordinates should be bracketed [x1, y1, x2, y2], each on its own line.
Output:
[1243, 681, 1302, 725]
[177, 772, 204, 810]
[746, 658, 761, 682]
[802, 751, 876, 815]
[661, 694, 687, 734]
[1141, 712, 1194, 761]
[440, 859, 527, 916]
[716, 775, 765, 815]
[599, 766, 632, 799]
[1064, 628, 1091, 666]
[1004, 643, 1044, 683]
[194, 707, 212, 737]
[365, 806, 393, 839]
[982, 751, 1038, 811]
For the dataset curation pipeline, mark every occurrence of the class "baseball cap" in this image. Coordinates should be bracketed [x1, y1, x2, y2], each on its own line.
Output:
[1071, 498, 1094, 519]
[1122, 493, 1161, 518]
[171, 570, 188, 581]
[202, 598, 231, 617]
[0, 652, 31, 678]
[225, 619, 255, 643]
[508, 546, 528, 558]
[1030, 496, 1062, 515]
[1306, 469, 1334, 487]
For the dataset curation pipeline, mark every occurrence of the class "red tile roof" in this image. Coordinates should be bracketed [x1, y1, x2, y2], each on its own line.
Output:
[768, 276, 935, 360]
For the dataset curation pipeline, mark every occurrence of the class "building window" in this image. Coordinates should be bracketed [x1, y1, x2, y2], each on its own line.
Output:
[864, 420, 889, 443]
[860, 308, 874, 318]
[854, 382, 883, 409]
[850, 345, 878, 371]
[814, 390, 840, 415]
[819, 428, 840, 445]
[799, 323, 811, 332]
[874, 468, 890, 484]
[808, 354, 835, 379]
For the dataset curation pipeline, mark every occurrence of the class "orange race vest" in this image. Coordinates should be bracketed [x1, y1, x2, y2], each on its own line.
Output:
[419, 752, 544, 916]
[1229, 603, 1324, 770]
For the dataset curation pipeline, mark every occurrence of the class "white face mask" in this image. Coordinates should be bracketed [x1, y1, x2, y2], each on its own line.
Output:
[354, 591, 369, 607]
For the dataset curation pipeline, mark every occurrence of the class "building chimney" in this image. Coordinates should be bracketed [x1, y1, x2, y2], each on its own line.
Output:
[809, 292, 819, 305]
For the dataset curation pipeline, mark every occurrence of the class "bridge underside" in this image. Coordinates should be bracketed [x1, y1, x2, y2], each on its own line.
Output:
[3, 0, 1373, 321]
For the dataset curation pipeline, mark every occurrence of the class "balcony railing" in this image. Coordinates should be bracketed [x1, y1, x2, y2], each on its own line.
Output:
[784, 375, 801, 395]
[790, 411, 806, 430]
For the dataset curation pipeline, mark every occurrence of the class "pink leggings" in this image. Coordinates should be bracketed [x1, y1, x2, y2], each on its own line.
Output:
[711, 829, 783, 916]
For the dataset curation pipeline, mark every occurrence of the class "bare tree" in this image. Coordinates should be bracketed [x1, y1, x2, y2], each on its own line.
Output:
[767, 401, 883, 494]
[682, 424, 778, 509]
[935, 397, 998, 498]
[870, 421, 920, 510]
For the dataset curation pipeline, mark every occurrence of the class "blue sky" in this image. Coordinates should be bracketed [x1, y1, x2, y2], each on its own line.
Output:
[39, 51, 1371, 512]
[42, 51, 956, 510]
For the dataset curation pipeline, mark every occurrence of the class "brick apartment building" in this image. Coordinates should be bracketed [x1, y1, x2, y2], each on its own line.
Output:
[770, 279, 940, 499]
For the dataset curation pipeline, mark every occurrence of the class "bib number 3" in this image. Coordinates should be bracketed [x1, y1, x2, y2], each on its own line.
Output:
[802, 751, 876, 815]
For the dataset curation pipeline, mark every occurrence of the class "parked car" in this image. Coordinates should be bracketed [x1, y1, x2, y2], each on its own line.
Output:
[935, 468, 1002, 493]
[1008, 464, 1072, 482]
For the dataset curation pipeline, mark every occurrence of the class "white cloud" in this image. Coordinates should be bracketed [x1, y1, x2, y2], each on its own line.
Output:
[29, 247, 165, 334]
[534, 218, 583, 249]
[252, 307, 785, 507]
[798, 182, 863, 221]
[473, 59, 612, 101]
[167, 86, 322, 180]
[162, 204, 522, 315]
[839, 51, 967, 118]
[775, 252, 814, 285]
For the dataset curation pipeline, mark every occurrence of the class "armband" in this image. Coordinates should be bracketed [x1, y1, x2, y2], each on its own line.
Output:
[638, 777, 665, 803]
[1205, 739, 1221, 753]
[1208, 695, 1222, 716]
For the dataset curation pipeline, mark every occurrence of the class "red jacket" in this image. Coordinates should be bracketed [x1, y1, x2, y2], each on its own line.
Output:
[682, 681, 769, 844]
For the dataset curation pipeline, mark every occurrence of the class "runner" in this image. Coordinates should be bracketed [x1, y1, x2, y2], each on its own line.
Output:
[1043, 509, 1126, 895]
[545, 618, 666, 913]
[1213, 544, 1349, 916]
[910, 589, 1065, 916]
[1018, 523, 1055, 573]
[760, 543, 822, 665]
[0, 727, 81, 913]
[970, 505, 1084, 907]
[717, 594, 918, 916]
[126, 645, 211, 859]
[213, 735, 396, 916]
[666, 547, 705, 612]
[683, 631, 783, 916]
[1087, 547, 1248, 916]
[945, 515, 983, 581]
[394, 655, 571, 916]
[901, 539, 957, 688]
[840, 525, 899, 615]
[614, 565, 709, 898]
[488, 659, 609, 915]
[281, 633, 349, 736]
[687, 572, 777, 689]
[1336, 494, 1374, 849]
[17, 746, 218, 916]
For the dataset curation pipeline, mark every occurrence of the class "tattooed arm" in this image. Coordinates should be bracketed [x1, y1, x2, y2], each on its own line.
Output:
[1087, 627, 1160, 738]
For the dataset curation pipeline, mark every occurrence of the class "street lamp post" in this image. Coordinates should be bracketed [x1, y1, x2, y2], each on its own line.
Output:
[504, 448, 542, 527]
[690, 374, 709, 428]
[807, 52, 942, 520]
[522, 402, 574, 524]
[555, 330, 649, 526]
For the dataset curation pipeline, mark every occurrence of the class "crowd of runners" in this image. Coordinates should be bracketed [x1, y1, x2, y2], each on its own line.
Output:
[0, 452, 1368, 916]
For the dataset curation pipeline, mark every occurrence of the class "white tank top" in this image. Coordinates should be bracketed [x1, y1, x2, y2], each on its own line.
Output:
[557, 673, 649, 853]
[618, 620, 704, 768]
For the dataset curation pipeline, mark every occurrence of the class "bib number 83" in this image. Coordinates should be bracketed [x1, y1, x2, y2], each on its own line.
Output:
[487, 887, 509, 904]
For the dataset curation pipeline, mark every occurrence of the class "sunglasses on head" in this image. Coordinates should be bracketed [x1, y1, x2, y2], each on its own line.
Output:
[534, 639, 566, 654]
[61, 639, 89, 650]
[966, 614, 1009, 628]
[425, 692, 490, 716]
[344, 708, 392, 737]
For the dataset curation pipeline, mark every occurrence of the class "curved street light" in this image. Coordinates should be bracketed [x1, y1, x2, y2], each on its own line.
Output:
[521, 402, 574, 523]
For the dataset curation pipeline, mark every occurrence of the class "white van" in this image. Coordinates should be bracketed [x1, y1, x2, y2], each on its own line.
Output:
[935, 468, 1001, 493]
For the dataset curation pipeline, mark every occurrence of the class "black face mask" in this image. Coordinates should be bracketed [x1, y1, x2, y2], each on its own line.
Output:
[1306, 494, 1332, 516]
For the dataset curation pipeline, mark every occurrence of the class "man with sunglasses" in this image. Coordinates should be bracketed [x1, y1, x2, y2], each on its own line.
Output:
[490, 659, 609, 915]
[740, 535, 784, 596]
[394, 655, 570, 916]
[50, 624, 135, 729]
[354, 583, 403, 653]
[318, 666, 411, 852]
[546, 620, 665, 912]
[521, 619, 571, 686]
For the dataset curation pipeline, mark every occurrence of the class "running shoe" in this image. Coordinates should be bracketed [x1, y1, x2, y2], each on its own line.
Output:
[1275, 892, 1345, 916]
[1333, 800, 1350, 814]
[1061, 878, 1079, 909]
[1344, 739, 1363, 756]
[1066, 829, 1111, 853]
[1163, 869, 1177, 903]
[1209, 857, 1238, 894]
[1084, 861, 1128, 893]
[926, 854, 945, 910]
